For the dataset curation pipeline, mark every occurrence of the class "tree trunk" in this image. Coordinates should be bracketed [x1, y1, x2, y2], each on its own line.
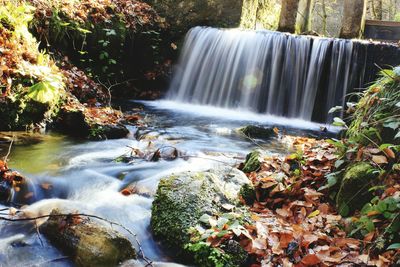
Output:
[278, 0, 301, 33]
[339, 0, 366, 39]
[298, 0, 315, 33]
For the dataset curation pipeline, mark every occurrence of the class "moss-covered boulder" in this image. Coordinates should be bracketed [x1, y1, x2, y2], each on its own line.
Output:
[336, 162, 377, 216]
[56, 104, 129, 140]
[242, 150, 262, 173]
[151, 166, 249, 265]
[40, 209, 136, 267]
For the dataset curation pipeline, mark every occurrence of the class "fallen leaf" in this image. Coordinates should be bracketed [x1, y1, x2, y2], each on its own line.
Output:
[301, 254, 321, 265]
[372, 155, 388, 165]
[384, 148, 396, 159]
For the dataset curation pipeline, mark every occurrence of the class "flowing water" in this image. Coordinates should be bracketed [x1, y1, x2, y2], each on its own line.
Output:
[0, 101, 336, 267]
[168, 27, 392, 123]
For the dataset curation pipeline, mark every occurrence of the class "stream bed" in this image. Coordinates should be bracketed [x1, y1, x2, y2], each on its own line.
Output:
[0, 101, 334, 267]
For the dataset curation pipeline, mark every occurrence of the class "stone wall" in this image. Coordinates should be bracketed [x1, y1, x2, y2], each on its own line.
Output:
[145, 0, 244, 38]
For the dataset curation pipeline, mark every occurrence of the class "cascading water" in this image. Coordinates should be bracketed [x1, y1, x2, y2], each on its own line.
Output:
[168, 27, 399, 123]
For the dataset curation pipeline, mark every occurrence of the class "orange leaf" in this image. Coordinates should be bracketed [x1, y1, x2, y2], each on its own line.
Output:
[279, 232, 294, 248]
[301, 254, 321, 265]
[367, 210, 380, 217]
[384, 148, 395, 159]
[120, 188, 132, 196]
[356, 147, 364, 161]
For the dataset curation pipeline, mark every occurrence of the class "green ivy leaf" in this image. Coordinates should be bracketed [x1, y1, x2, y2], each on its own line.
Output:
[387, 243, 400, 250]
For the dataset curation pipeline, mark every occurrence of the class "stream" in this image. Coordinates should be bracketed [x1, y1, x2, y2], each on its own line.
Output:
[0, 100, 335, 267]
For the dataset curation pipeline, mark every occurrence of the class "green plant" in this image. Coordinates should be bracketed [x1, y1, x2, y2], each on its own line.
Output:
[350, 196, 400, 243]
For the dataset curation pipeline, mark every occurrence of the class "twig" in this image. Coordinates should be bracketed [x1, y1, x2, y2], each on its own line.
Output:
[97, 78, 138, 107]
[0, 212, 153, 266]
[3, 138, 13, 163]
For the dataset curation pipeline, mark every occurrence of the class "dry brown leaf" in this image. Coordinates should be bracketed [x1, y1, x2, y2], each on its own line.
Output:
[372, 155, 388, 165]
[301, 254, 321, 265]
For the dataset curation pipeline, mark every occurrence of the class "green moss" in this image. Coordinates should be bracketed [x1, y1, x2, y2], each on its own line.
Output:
[239, 183, 256, 205]
[242, 150, 261, 173]
[336, 162, 377, 216]
[151, 173, 217, 251]
[185, 240, 247, 267]
[238, 125, 275, 139]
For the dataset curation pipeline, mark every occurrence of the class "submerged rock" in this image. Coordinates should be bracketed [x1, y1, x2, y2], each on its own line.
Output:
[242, 150, 262, 173]
[238, 125, 275, 139]
[336, 162, 377, 216]
[151, 166, 249, 265]
[40, 209, 136, 267]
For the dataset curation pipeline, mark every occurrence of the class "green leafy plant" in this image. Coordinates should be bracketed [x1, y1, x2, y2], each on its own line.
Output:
[350, 196, 400, 243]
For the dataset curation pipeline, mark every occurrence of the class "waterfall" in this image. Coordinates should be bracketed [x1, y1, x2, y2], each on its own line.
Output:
[167, 27, 399, 123]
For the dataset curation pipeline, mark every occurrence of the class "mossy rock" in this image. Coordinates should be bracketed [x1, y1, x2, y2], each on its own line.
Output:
[239, 183, 256, 205]
[242, 150, 262, 173]
[40, 209, 136, 267]
[336, 162, 377, 216]
[56, 108, 129, 140]
[0, 96, 55, 131]
[238, 125, 275, 139]
[151, 166, 249, 265]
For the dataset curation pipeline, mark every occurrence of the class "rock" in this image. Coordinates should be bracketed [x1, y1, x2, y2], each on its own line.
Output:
[242, 150, 262, 173]
[56, 107, 129, 140]
[40, 209, 136, 267]
[0, 96, 53, 131]
[238, 125, 275, 139]
[336, 162, 377, 216]
[0, 180, 12, 203]
[91, 124, 129, 140]
[151, 166, 249, 265]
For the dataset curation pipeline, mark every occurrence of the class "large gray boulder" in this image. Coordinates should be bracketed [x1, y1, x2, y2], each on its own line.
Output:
[40, 209, 136, 267]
